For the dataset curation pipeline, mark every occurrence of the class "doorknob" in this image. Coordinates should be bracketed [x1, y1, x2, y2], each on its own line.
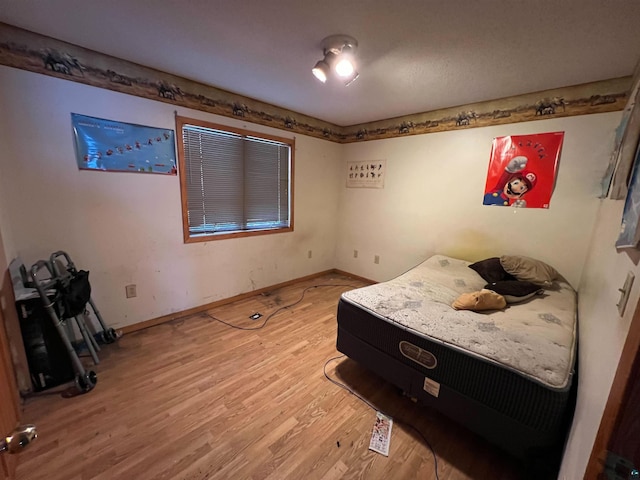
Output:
[0, 425, 37, 454]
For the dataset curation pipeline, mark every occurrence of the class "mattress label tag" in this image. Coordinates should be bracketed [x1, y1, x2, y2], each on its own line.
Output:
[399, 341, 437, 369]
[423, 377, 440, 397]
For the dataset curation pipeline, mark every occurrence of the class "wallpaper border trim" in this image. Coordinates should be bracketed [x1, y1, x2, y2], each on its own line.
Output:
[0, 23, 630, 143]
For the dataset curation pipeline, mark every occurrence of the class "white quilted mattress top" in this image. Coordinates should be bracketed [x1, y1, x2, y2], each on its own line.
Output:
[341, 255, 577, 389]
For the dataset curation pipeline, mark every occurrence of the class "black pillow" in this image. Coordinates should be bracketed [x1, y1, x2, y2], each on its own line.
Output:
[484, 280, 542, 303]
[469, 257, 516, 283]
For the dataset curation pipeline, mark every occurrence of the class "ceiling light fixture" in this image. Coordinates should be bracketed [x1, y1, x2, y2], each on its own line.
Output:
[312, 35, 359, 86]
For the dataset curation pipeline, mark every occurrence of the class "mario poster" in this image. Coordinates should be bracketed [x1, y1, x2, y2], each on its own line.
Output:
[482, 132, 564, 208]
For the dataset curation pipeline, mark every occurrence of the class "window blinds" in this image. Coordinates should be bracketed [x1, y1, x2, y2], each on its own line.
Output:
[182, 125, 290, 236]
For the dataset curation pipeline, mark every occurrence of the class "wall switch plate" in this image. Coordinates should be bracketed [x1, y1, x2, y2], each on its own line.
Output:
[125, 284, 137, 298]
[354, 249, 358, 258]
[374, 255, 380, 264]
[308, 250, 312, 259]
[617, 272, 635, 316]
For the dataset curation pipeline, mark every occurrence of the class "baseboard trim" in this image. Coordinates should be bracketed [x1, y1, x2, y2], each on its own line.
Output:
[120, 268, 365, 335]
[331, 269, 376, 285]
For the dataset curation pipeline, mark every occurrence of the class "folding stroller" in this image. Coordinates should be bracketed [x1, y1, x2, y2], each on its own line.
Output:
[30, 260, 97, 393]
[29, 250, 119, 393]
[49, 251, 118, 344]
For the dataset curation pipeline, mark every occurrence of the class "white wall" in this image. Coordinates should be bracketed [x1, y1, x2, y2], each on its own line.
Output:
[559, 198, 640, 479]
[0, 66, 343, 329]
[0, 88, 15, 261]
[336, 113, 620, 287]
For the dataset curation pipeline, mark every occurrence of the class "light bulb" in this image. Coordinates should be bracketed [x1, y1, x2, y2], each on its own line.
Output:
[312, 60, 330, 83]
[335, 58, 354, 77]
[312, 67, 327, 83]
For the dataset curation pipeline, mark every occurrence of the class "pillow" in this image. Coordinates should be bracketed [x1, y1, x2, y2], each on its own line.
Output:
[499, 255, 559, 286]
[468, 257, 516, 283]
[484, 280, 543, 304]
[452, 289, 507, 311]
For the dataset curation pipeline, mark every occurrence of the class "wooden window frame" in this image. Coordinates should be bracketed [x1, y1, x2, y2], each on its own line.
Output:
[176, 116, 294, 243]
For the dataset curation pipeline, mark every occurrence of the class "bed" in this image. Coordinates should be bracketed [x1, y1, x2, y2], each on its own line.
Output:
[336, 254, 578, 465]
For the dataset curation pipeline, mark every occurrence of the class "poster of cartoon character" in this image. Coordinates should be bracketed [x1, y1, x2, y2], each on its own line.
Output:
[482, 132, 564, 208]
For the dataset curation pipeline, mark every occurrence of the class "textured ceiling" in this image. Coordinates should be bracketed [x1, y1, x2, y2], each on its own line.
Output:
[1, 0, 639, 126]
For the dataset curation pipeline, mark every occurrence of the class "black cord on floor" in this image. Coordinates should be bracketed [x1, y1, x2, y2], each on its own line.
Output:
[323, 354, 440, 480]
[204, 283, 361, 331]
[204, 283, 440, 476]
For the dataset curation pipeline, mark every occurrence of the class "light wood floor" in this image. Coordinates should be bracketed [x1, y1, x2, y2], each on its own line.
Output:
[14, 273, 525, 480]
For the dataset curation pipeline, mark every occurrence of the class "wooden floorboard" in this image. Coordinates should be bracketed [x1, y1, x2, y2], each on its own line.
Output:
[14, 273, 525, 479]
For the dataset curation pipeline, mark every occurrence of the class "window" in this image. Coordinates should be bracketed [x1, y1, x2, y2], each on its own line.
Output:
[176, 116, 294, 242]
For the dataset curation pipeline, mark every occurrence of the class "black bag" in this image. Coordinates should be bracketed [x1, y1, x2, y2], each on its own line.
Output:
[60, 270, 91, 318]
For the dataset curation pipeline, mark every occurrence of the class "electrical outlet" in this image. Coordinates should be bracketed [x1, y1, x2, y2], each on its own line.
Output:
[374, 255, 380, 264]
[308, 250, 312, 259]
[125, 284, 137, 298]
[354, 249, 358, 258]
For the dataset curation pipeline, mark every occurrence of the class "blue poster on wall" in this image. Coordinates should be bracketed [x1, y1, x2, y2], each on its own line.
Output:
[616, 143, 640, 249]
[71, 113, 177, 175]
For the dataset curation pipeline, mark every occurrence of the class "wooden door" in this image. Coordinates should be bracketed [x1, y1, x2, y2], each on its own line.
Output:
[586, 294, 640, 479]
[0, 226, 21, 479]
[605, 358, 640, 478]
[0, 298, 20, 479]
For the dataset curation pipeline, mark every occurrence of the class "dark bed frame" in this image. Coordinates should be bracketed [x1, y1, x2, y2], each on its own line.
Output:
[336, 297, 578, 472]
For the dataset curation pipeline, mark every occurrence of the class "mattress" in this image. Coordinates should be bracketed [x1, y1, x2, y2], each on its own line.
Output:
[336, 254, 578, 455]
